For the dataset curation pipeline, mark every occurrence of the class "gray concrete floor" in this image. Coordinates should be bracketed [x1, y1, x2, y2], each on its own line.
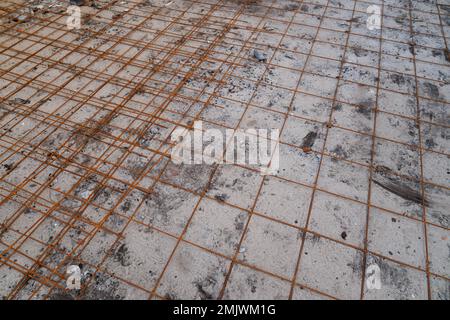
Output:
[0, 0, 449, 300]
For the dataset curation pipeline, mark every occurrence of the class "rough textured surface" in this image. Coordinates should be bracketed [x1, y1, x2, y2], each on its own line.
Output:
[0, 0, 449, 300]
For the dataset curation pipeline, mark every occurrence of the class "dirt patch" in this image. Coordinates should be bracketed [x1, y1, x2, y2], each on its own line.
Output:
[301, 131, 318, 149]
[372, 166, 429, 207]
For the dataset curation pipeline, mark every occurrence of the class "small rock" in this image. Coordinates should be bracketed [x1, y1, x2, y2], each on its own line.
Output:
[341, 231, 347, 240]
[79, 190, 91, 199]
[253, 49, 267, 62]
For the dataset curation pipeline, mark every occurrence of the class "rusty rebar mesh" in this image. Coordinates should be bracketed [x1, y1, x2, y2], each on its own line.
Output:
[0, 0, 449, 300]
